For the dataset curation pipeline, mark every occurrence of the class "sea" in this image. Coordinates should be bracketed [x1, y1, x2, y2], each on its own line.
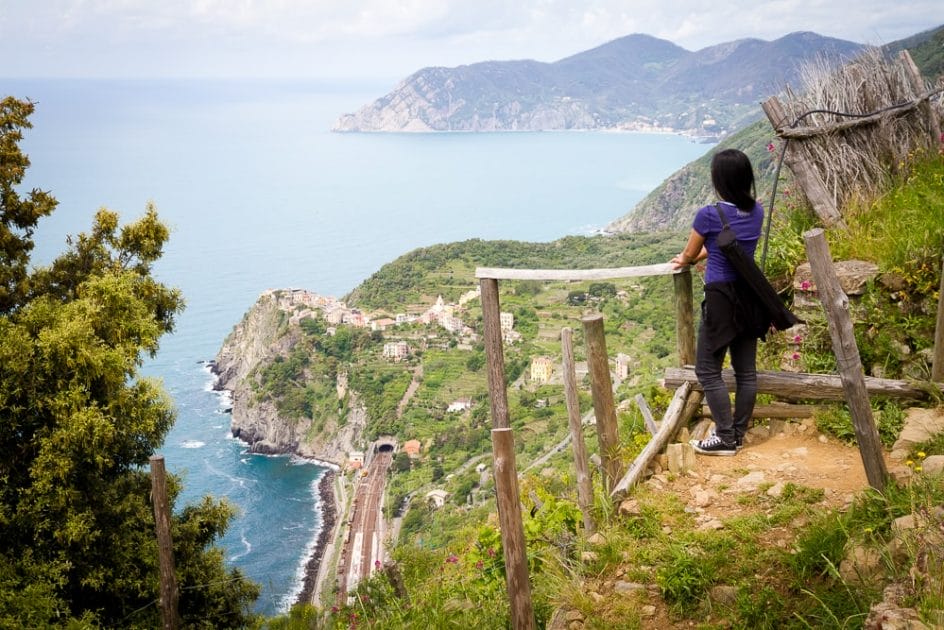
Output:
[9, 77, 711, 615]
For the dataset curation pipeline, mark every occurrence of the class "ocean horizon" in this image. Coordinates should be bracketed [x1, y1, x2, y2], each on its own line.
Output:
[10, 77, 712, 615]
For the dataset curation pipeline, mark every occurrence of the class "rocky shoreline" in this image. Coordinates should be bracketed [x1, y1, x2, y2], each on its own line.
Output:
[295, 470, 337, 606]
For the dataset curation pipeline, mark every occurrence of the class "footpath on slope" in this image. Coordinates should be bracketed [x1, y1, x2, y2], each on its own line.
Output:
[554, 416, 894, 630]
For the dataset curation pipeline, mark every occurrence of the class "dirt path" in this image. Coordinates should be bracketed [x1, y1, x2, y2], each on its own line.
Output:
[660, 418, 880, 521]
[396, 366, 422, 419]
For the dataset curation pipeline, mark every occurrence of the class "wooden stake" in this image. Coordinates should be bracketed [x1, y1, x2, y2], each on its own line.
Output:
[582, 314, 623, 492]
[611, 382, 693, 496]
[635, 394, 658, 435]
[480, 278, 511, 430]
[762, 97, 846, 229]
[150, 455, 180, 630]
[933, 257, 944, 383]
[561, 328, 595, 535]
[491, 428, 535, 630]
[804, 229, 887, 491]
[674, 267, 695, 366]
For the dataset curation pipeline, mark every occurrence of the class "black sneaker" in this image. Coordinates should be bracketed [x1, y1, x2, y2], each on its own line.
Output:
[691, 433, 737, 456]
[735, 437, 744, 451]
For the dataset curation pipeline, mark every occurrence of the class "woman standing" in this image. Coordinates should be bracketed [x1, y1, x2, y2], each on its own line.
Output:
[670, 149, 768, 456]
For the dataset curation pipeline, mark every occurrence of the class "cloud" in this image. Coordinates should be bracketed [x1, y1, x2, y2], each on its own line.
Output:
[1, 0, 941, 77]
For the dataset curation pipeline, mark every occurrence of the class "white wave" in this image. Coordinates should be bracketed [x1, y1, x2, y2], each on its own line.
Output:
[229, 531, 252, 562]
[289, 456, 339, 471]
[277, 476, 326, 613]
[181, 440, 206, 449]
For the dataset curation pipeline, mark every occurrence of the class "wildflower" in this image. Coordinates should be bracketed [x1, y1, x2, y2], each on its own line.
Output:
[791, 352, 800, 361]
[476, 560, 484, 570]
[767, 142, 775, 153]
[331, 606, 340, 614]
[916, 466, 923, 472]
[793, 335, 803, 344]
[375, 560, 382, 570]
[800, 280, 812, 291]
[918, 451, 927, 459]
[487, 547, 496, 557]
[906, 459, 914, 467]
[446, 554, 459, 564]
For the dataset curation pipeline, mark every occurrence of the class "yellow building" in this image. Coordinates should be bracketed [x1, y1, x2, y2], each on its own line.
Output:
[530, 356, 554, 383]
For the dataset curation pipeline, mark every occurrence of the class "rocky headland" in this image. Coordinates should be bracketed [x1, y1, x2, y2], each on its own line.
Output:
[212, 290, 366, 465]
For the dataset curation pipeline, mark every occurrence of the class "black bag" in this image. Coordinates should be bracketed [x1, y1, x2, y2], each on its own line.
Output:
[713, 205, 800, 331]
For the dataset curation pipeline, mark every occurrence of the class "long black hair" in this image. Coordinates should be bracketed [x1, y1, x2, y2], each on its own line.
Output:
[711, 148, 756, 211]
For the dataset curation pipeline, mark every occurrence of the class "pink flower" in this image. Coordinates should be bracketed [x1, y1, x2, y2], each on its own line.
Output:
[800, 280, 812, 291]
[476, 560, 484, 570]
[375, 560, 382, 570]
[331, 606, 339, 614]
[767, 142, 775, 153]
[446, 554, 459, 564]
[793, 335, 803, 344]
[487, 548, 496, 557]
[939, 132, 944, 144]
[792, 352, 801, 361]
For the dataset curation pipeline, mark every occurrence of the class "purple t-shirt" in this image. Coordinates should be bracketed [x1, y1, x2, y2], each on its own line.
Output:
[693, 201, 764, 284]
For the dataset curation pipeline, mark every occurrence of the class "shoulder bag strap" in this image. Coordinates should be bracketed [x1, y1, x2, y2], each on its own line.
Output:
[714, 204, 731, 229]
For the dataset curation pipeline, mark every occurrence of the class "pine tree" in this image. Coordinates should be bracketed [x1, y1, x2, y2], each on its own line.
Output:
[0, 96, 260, 627]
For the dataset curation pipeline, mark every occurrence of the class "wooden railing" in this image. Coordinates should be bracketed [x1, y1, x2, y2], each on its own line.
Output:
[475, 264, 696, 630]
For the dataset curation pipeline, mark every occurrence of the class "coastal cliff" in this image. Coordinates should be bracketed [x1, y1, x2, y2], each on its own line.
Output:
[213, 290, 366, 466]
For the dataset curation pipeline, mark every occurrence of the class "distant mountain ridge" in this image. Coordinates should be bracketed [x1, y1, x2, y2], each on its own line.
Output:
[605, 23, 944, 234]
[334, 32, 863, 136]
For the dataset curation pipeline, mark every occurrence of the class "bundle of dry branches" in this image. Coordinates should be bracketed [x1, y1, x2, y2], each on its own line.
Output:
[777, 48, 942, 213]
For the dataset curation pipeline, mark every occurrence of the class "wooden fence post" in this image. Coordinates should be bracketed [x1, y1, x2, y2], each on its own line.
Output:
[480, 278, 511, 430]
[674, 268, 695, 366]
[492, 428, 536, 630]
[803, 229, 887, 491]
[582, 314, 622, 492]
[933, 257, 944, 383]
[634, 394, 658, 435]
[150, 455, 180, 630]
[899, 50, 942, 142]
[762, 97, 846, 229]
[481, 277, 534, 628]
[561, 327, 595, 535]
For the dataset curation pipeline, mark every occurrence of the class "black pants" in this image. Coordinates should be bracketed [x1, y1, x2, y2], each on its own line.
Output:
[694, 323, 757, 444]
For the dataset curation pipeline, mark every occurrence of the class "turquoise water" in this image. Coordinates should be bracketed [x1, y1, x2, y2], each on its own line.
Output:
[9, 78, 710, 614]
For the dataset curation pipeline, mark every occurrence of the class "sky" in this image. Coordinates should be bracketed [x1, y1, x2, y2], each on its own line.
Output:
[2, 0, 942, 82]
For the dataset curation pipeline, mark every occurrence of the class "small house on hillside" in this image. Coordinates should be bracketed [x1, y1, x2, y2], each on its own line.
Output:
[348, 451, 364, 470]
[426, 489, 449, 508]
[402, 439, 421, 458]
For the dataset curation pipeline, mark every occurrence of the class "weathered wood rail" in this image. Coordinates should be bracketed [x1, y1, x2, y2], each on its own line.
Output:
[664, 367, 944, 402]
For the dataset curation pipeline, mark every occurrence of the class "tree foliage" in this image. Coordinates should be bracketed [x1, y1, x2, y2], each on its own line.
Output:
[0, 97, 259, 627]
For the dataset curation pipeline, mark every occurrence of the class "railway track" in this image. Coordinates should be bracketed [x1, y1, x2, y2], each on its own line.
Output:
[337, 450, 392, 601]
